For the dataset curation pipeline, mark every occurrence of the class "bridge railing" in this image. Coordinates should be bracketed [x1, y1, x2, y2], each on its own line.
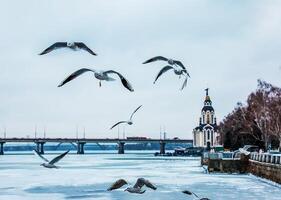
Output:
[250, 152, 281, 165]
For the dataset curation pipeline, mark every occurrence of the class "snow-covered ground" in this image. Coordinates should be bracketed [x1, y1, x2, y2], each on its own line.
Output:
[0, 151, 280, 200]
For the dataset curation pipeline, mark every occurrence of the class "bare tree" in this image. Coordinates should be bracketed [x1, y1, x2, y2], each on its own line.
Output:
[219, 80, 281, 151]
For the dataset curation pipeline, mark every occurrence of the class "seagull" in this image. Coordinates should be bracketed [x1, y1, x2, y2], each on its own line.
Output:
[39, 42, 97, 56]
[33, 150, 69, 168]
[58, 68, 134, 92]
[110, 105, 142, 130]
[182, 190, 210, 200]
[143, 56, 190, 90]
[107, 178, 157, 194]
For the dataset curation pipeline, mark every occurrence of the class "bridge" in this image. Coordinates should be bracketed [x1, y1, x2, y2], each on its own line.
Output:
[0, 138, 193, 155]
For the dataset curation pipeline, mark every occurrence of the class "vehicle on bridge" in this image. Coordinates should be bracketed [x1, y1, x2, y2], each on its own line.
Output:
[126, 137, 148, 140]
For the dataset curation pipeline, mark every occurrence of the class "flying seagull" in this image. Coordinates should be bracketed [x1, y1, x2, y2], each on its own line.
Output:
[39, 42, 97, 56]
[143, 56, 190, 90]
[107, 178, 157, 194]
[58, 68, 134, 92]
[34, 150, 69, 168]
[110, 105, 142, 130]
[182, 190, 210, 200]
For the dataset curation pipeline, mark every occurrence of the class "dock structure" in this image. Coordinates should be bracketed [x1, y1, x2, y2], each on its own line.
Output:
[0, 138, 193, 155]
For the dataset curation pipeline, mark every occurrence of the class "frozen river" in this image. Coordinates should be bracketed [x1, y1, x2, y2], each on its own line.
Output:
[0, 151, 280, 200]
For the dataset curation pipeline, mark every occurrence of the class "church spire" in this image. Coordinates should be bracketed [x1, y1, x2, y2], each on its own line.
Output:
[204, 88, 211, 103]
[205, 88, 209, 96]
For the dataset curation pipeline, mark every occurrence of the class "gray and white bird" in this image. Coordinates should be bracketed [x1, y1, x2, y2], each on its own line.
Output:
[58, 68, 134, 92]
[39, 42, 97, 55]
[182, 190, 210, 200]
[107, 178, 157, 194]
[143, 56, 190, 90]
[34, 150, 69, 169]
[110, 105, 142, 130]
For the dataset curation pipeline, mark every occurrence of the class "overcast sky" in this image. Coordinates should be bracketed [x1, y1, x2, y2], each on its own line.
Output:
[0, 0, 280, 139]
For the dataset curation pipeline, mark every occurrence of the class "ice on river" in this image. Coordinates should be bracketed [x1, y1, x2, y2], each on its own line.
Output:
[0, 151, 280, 200]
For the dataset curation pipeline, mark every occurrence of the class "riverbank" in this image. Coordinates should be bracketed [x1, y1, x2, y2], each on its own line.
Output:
[203, 152, 281, 184]
[1, 152, 281, 200]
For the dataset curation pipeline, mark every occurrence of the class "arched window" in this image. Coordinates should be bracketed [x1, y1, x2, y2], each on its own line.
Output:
[206, 114, 210, 124]
[202, 112, 205, 124]
[204, 130, 206, 145]
[211, 130, 214, 146]
[207, 130, 210, 140]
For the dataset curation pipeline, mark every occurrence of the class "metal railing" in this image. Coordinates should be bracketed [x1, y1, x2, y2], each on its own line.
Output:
[250, 152, 281, 165]
[203, 152, 239, 160]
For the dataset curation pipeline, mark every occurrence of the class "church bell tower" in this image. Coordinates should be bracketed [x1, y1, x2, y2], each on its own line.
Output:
[193, 88, 218, 147]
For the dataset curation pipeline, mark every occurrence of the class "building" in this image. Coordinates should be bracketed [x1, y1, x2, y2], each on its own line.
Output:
[193, 88, 219, 148]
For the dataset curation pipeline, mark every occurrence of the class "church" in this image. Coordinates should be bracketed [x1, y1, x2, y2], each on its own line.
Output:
[193, 89, 219, 148]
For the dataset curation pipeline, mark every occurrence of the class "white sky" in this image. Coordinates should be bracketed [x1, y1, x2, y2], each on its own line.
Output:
[0, 0, 280, 139]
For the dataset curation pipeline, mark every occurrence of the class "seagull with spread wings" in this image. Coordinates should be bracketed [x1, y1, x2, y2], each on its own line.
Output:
[58, 68, 134, 92]
[143, 56, 190, 90]
[33, 150, 69, 168]
[110, 105, 142, 130]
[39, 42, 97, 56]
[107, 178, 157, 194]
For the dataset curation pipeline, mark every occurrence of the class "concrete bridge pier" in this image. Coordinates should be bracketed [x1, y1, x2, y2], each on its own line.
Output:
[160, 141, 166, 154]
[0, 142, 5, 155]
[77, 142, 86, 154]
[118, 142, 125, 154]
[35, 142, 45, 154]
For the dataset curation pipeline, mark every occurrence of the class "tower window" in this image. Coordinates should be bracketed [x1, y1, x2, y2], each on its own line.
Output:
[211, 131, 214, 146]
[206, 114, 210, 124]
[204, 131, 206, 145]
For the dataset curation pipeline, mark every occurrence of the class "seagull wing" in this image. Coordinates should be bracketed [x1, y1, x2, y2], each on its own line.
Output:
[39, 42, 67, 55]
[107, 179, 128, 191]
[182, 190, 193, 195]
[153, 65, 174, 84]
[143, 179, 157, 190]
[58, 68, 95, 87]
[181, 76, 188, 90]
[49, 150, 69, 165]
[129, 105, 142, 121]
[143, 56, 168, 64]
[110, 121, 128, 130]
[75, 42, 97, 56]
[182, 190, 199, 198]
[33, 150, 49, 162]
[133, 178, 157, 190]
[104, 70, 134, 92]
